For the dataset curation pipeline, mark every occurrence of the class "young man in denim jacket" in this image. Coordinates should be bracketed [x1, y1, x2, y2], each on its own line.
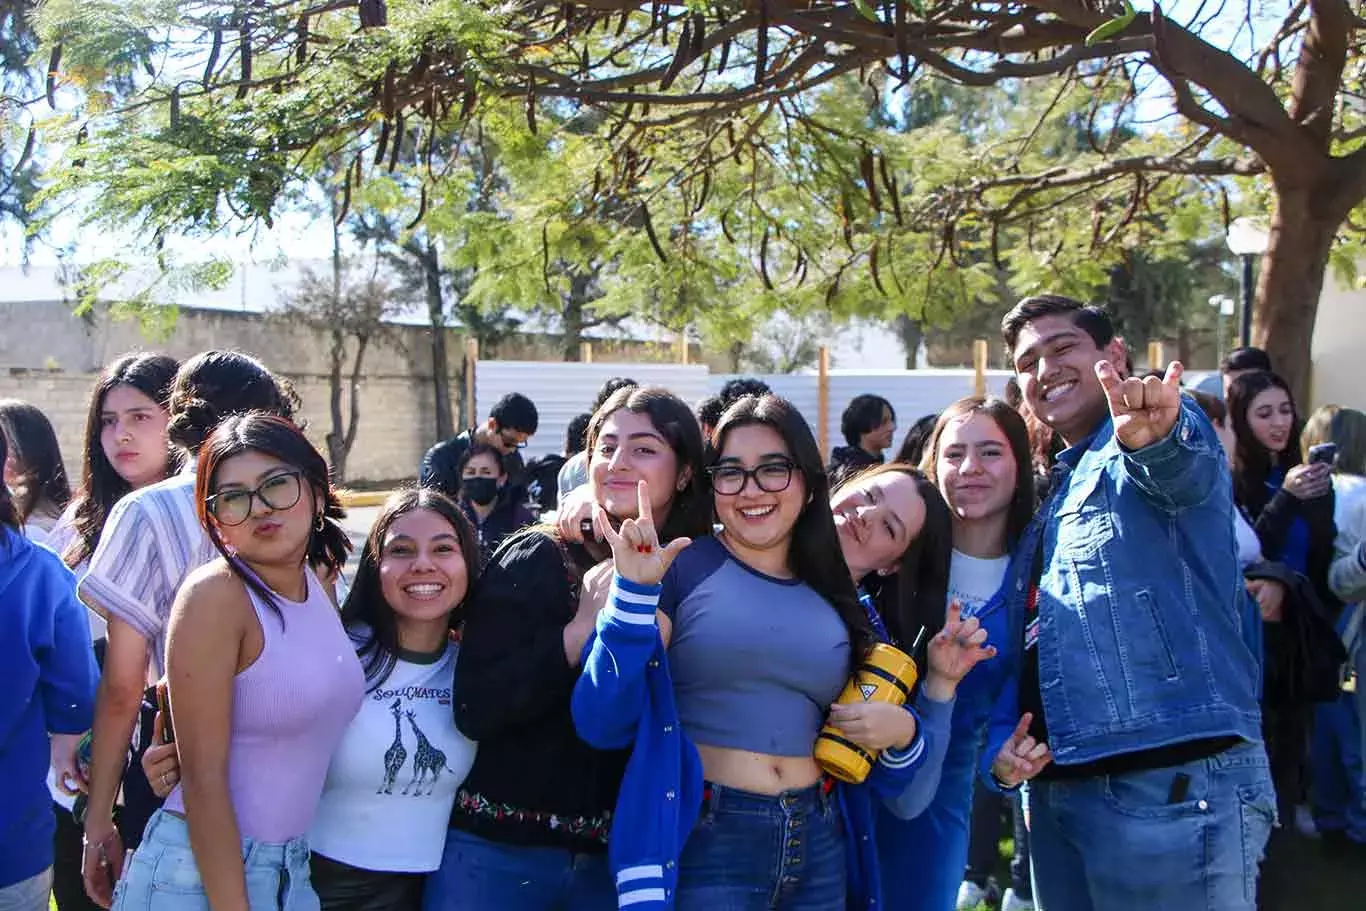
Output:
[1001, 295, 1273, 911]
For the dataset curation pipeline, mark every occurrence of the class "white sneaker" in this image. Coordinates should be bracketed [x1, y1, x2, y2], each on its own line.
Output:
[956, 881, 989, 911]
[1002, 888, 1035, 911]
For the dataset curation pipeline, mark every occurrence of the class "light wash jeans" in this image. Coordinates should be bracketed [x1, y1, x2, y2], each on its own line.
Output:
[1024, 740, 1275, 911]
[111, 810, 317, 911]
[0, 869, 52, 911]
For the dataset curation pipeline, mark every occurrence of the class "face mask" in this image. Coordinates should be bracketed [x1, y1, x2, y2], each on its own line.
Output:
[462, 476, 499, 506]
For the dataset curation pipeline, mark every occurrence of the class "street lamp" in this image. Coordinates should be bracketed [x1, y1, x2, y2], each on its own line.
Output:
[1225, 218, 1270, 348]
[1207, 294, 1236, 366]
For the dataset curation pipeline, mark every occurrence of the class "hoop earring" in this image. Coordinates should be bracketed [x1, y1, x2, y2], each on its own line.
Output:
[315, 514, 326, 532]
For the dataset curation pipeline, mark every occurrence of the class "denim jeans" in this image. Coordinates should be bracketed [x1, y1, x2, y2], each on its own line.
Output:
[1024, 740, 1275, 911]
[111, 811, 317, 911]
[674, 782, 845, 911]
[1311, 692, 1366, 843]
[422, 829, 614, 911]
[0, 869, 52, 911]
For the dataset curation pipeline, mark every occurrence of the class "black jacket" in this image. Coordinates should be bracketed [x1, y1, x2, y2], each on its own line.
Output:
[450, 530, 628, 853]
[827, 445, 882, 487]
[460, 496, 536, 566]
[420, 429, 527, 502]
[1244, 559, 1347, 705]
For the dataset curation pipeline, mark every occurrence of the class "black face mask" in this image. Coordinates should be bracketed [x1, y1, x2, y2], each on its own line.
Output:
[462, 476, 500, 506]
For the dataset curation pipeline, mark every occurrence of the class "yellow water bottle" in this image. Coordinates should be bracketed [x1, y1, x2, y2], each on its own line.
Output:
[815, 642, 920, 783]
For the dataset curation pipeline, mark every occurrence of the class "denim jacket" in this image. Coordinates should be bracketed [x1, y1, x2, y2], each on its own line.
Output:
[1033, 400, 1262, 765]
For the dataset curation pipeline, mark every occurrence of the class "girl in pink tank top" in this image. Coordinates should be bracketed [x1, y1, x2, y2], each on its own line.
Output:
[111, 414, 362, 911]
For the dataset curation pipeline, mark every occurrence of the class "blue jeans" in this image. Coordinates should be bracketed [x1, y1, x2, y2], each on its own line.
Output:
[1024, 741, 1275, 911]
[1311, 692, 1366, 843]
[111, 811, 317, 911]
[422, 829, 614, 911]
[675, 782, 845, 911]
[0, 869, 52, 911]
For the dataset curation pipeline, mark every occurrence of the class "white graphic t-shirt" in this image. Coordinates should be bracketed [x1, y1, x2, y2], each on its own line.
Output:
[308, 641, 476, 873]
[948, 550, 1010, 619]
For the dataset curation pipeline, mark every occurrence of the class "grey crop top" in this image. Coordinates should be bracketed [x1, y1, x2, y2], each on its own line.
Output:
[658, 535, 851, 757]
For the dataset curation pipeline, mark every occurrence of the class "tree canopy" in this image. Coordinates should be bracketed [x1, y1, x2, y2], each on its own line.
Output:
[26, 1, 1366, 394]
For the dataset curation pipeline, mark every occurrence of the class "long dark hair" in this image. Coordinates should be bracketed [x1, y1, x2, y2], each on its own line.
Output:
[835, 463, 953, 666]
[63, 353, 180, 568]
[711, 394, 874, 664]
[342, 488, 481, 690]
[167, 350, 300, 456]
[584, 385, 713, 545]
[920, 396, 1036, 547]
[0, 431, 18, 534]
[1228, 370, 1301, 516]
[0, 399, 71, 524]
[195, 413, 349, 616]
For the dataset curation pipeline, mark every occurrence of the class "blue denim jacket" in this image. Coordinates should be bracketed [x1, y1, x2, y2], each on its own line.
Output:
[1034, 400, 1262, 765]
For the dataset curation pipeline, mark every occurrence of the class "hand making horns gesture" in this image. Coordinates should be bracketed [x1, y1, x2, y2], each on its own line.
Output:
[1096, 359, 1185, 451]
[593, 480, 692, 587]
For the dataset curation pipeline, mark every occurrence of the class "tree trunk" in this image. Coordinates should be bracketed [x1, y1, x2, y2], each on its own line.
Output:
[562, 272, 593, 361]
[1252, 182, 1343, 407]
[728, 341, 744, 373]
[422, 240, 455, 440]
[894, 314, 924, 369]
[326, 328, 348, 482]
[343, 334, 369, 466]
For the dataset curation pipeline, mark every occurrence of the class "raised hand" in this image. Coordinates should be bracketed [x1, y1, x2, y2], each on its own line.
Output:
[991, 713, 1053, 788]
[1096, 359, 1184, 451]
[595, 480, 691, 586]
[926, 601, 997, 693]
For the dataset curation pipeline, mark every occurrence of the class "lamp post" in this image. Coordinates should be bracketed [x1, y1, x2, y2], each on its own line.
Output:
[1225, 218, 1270, 348]
[1207, 294, 1236, 366]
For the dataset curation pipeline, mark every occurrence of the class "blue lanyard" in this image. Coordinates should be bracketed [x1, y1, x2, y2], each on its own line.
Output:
[858, 589, 893, 646]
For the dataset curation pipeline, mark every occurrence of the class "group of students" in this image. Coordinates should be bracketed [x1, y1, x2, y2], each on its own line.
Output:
[2, 293, 1360, 911]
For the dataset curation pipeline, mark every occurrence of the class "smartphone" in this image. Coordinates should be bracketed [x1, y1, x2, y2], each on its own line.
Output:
[1308, 442, 1338, 466]
[155, 680, 175, 744]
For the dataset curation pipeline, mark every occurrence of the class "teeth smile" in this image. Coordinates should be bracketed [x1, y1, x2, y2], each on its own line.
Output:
[404, 583, 443, 598]
[1043, 381, 1077, 402]
[740, 505, 776, 519]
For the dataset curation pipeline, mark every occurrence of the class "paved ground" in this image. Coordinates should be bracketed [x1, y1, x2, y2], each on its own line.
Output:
[341, 505, 382, 574]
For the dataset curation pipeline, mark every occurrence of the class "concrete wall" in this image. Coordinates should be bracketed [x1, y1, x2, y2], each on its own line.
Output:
[1, 300, 701, 484]
[1311, 282, 1366, 411]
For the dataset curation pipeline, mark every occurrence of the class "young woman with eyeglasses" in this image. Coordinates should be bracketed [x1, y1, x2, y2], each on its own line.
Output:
[428, 386, 712, 911]
[143, 488, 483, 911]
[573, 394, 992, 910]
[80, 351, 301, 907]
[112, 413, 362, 911]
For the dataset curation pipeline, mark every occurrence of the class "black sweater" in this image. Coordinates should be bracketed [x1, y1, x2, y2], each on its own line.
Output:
[450, 529, 628, 853]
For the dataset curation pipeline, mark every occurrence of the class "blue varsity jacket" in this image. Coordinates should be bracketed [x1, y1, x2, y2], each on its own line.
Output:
[571, 574, 952, 910]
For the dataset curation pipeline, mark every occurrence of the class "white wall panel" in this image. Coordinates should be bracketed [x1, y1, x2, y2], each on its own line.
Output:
[476, 361, 712, 460]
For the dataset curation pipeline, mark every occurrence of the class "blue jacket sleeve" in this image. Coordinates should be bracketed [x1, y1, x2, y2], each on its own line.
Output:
[978, 675, 1023, 794]
[40, 567, 98, 735]
[870, 692, 954, 820]
[1119, 399, 1223, 512]
[571, 575, 663, 750]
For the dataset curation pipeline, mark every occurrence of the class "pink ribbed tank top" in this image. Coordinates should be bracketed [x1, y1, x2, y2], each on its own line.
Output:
[165, 566, 364, 842]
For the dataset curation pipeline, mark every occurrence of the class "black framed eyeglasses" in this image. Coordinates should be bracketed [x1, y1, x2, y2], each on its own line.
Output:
[206, 470, 304, 526]
[707, 460, 796, 496]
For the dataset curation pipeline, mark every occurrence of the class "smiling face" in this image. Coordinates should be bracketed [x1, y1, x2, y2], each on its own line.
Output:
[830, 470, 925, 580]
[1247, 386, 1295, 455]
[935, 413, 1018, 526]
[100, 383, 170, 490]
[1012, 313, 1122, 445]
[208, 450, 316, 566]
[712, 423, 806, 561]
[378, 507, 470, 628]
[589, 408, 684, 524]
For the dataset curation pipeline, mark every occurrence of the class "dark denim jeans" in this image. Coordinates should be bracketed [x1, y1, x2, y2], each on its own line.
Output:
[1311, 692, 1366, 843]
[422, 829, 614, 911]
[1024, 741, 1275, 911]
[674, 782, 845, 911]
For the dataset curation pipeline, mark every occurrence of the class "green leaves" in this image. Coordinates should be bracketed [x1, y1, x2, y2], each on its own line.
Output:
[1085, 0, 1136, 47]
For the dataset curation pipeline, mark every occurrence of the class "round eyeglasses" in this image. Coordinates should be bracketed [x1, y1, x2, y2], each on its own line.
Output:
[206, 470, 304, 526]
[707, 460, 796, 496]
